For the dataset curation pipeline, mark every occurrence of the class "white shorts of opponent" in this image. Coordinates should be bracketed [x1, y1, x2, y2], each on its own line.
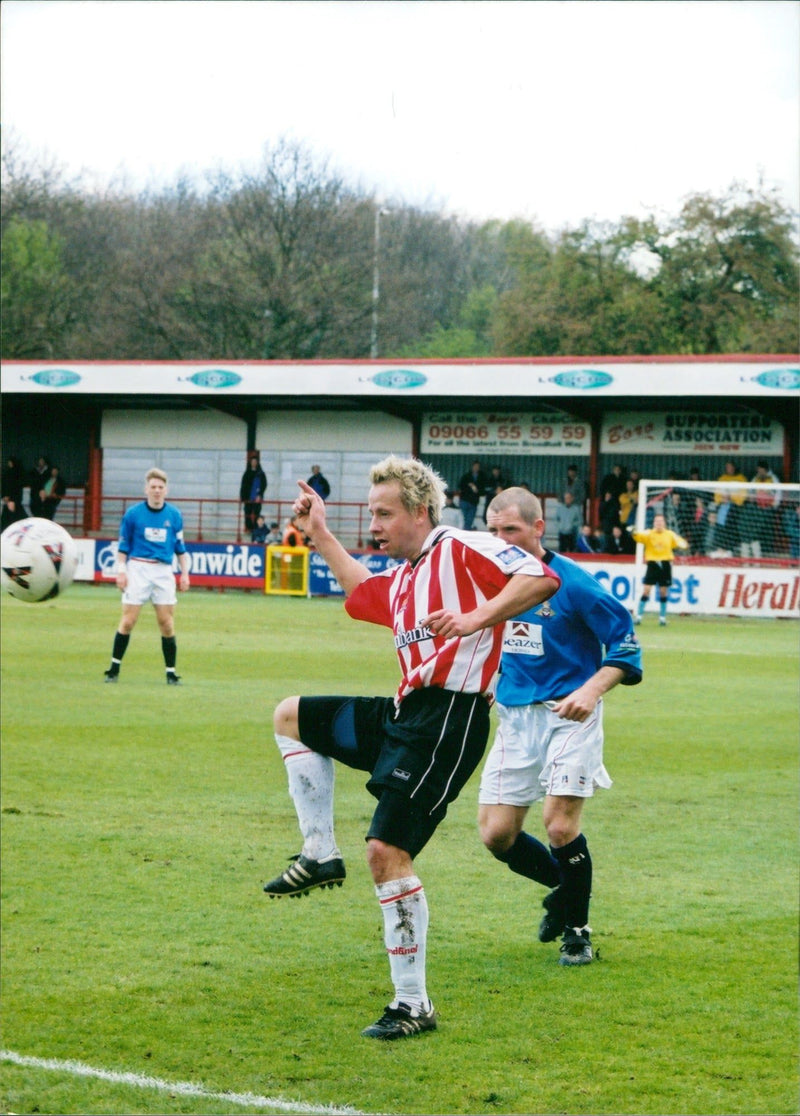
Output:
[123, 559, 177, 606]
[478, 700, 612, 807]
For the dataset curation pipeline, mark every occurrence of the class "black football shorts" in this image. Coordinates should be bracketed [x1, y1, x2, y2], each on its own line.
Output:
[298, 688, 490, 857]
[643, 560, 673, 587]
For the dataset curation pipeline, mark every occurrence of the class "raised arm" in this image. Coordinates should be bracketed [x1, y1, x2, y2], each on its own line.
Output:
[292, 480, 371, 596]
[423, 570, 559, 640]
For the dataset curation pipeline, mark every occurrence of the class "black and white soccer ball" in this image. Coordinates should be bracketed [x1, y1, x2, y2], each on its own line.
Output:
[0, 517, 79, 603]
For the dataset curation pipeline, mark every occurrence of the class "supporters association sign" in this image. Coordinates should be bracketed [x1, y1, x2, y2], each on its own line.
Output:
[601, 412, 785, 455]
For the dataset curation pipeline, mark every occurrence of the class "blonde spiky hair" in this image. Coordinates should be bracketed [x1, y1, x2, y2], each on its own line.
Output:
[369, 456, 447, 526]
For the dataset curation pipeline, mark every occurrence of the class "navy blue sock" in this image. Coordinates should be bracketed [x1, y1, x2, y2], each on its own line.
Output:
[497, 832, 560, 888]
[109, 631, 130, 672]
[161, 635, 177, 670]
[552, 834, 592, 929]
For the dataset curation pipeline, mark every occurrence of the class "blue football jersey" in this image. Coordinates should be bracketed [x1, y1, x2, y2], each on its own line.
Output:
[118, 501, 187, 564]
[496, 550, 642, 705]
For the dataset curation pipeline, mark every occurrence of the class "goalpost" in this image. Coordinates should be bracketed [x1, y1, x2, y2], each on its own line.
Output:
[632, 479, 799, 619]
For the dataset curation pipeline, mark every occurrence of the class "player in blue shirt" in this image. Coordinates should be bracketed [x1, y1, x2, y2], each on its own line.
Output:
[104, 468, 190, 684]
[478, 487, 642, 965]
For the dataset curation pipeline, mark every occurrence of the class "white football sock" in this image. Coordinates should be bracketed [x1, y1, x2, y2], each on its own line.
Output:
[275, 734, 339, 861]
[375, 876, 429, 1013]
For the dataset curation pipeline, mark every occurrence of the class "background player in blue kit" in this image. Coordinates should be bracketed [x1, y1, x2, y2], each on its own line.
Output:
[478, 487, 642, 965]
[104, 468, 190, 684]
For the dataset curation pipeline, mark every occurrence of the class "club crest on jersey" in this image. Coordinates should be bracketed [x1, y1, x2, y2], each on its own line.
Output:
[535, 602, 555, 619]
[496, 545, 528, 565]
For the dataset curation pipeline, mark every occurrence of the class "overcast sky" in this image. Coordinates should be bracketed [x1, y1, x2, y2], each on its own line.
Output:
[2, 0, 798, 231]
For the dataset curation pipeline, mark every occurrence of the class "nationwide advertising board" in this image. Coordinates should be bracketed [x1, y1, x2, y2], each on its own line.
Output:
[91, 539, 268, 590]
[78, 539, 797, 618]
[86, 538, 399, 593]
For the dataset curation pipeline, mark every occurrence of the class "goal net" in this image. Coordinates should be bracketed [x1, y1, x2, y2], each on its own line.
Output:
[631, 479, 799, 618]
[634, 479, 799, 562]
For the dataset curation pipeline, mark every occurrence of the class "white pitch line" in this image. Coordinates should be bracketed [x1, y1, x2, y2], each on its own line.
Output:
[1, 1050, 367, 1115]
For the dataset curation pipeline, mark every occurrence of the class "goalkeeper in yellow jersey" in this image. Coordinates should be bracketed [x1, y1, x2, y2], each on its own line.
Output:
[631, 512, 689, 626]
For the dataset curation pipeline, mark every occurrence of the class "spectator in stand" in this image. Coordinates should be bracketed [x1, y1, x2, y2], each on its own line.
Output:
[555, 491, 582, 552]
[599, 463, 626, 517]
[282, 517, 306, 547]
[715, 459, 748, 495]
[617, 479, 638, 531]
[714, 460, 747, 546]
[251, 514, 269, 544]
[2, 456, 27, 530]
[240, 454, 268, 536]
[631, 513, 689, 626]
[606, 524, 635, 556]
[458, 460, 489, 531]
[307, 465, 331, 501]
[485, 465, 510, 504]
[439, 490, 463, 529]
[742, 460, 781, 559]
[782, 505, 800, 559]
[688, 496, 709, 555]
[576, 525, 603, 553]
[703, 508, 733, 559]
[564, 465, 586, 513]
[598, 489, 621, 541]
[28, 456, 49, 518]
[665, 490, 693, 540]
[712, 494, 739, 554]
[39, 465, 66, 520]
[265, 521, 283, 546]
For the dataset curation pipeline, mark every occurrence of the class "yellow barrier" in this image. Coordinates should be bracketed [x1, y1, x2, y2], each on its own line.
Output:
[265, 546, 310, 596]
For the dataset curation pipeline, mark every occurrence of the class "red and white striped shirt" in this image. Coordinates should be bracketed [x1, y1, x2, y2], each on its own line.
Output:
[345, 527, 553, 705]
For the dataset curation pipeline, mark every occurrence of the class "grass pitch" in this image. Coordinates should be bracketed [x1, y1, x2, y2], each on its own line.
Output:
[1, 584, 797, 1115]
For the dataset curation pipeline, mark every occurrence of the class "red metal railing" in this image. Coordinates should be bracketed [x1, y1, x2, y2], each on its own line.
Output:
[40, 490, 568, 550]
[47, 490, 373, 549]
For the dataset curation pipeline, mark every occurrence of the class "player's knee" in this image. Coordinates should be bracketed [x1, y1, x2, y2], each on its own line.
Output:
[478, 811, 515, 857]
[545, 818, 581, 847]
[365, 838, 412, 884]
[273, 696, 301, 740]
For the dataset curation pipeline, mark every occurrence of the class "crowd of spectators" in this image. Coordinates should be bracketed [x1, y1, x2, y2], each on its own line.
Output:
[440, 458, 790, 559]
[2, 454, 67, 530]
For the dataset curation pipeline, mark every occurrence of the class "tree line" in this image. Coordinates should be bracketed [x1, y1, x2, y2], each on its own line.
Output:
[2, 138, 797, 361]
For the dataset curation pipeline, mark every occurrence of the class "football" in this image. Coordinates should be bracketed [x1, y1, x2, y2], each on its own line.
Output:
[0, 518, 79, 603]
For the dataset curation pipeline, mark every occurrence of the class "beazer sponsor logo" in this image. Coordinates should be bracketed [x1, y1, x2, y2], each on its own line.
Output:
[502, 621, 544, 655]
[718, 573, 799, 612]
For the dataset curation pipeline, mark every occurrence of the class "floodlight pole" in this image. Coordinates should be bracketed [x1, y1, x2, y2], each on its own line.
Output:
[370, 206, 389, 359]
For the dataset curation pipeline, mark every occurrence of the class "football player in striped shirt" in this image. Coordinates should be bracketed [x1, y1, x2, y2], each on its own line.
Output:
[263, 456, 559, 1040]
[479, 487, 642, 966]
